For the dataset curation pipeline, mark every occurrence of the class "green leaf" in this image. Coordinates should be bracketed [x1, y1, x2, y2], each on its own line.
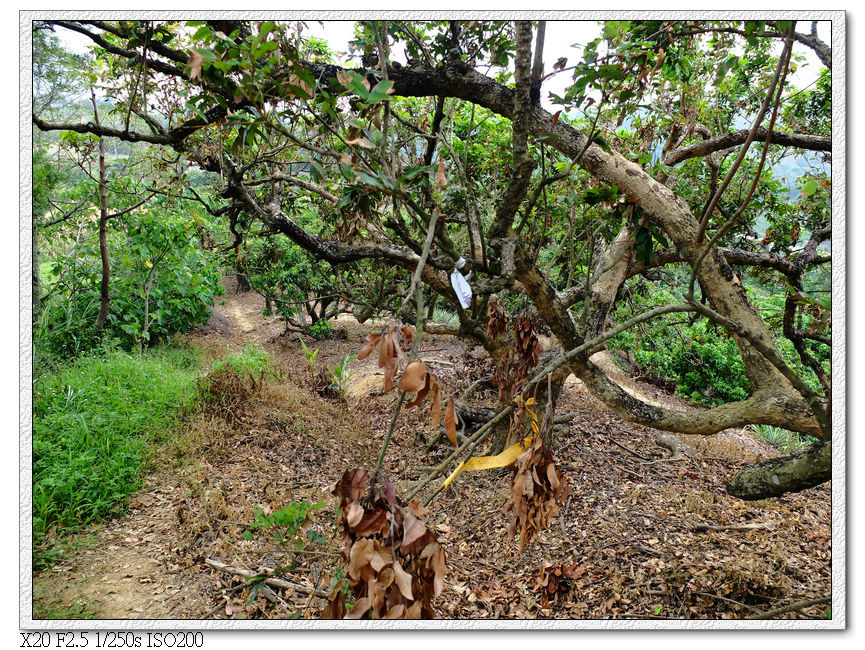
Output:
[592, 134, 612, 152]
[800, 179, 819, 197]
[367, 79, 395, 103]
[582, 184, 618, 205]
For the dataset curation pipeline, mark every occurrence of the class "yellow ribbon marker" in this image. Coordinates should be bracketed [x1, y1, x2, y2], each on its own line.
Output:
[441, 398, 541, 489]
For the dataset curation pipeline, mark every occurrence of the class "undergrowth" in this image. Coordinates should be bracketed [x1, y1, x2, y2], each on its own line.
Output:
[747, 424, 818, 453]
[199, 345, 273, 423]
[32, 345, 201, 568]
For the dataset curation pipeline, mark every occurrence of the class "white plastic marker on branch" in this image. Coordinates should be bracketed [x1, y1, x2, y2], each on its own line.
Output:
[450, 256, 472, 309]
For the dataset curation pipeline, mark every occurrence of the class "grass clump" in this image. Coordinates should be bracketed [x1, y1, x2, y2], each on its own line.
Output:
[199, 345, 272, 423]
[32, 345, 200, 566]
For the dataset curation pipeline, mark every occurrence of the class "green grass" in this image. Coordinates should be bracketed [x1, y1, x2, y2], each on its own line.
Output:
[32, 345, 201, 563]
[212, 344, 271, 377]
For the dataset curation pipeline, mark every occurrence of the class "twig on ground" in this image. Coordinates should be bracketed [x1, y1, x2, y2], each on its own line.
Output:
[692, 522, 775, 533]
[205, 558, 330, 598]
[607, 436, 653, 461]
[697, 592, 761, 614]
[747, 596, 831, 620]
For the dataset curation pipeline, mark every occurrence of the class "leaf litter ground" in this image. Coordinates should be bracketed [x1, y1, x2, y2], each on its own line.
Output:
[33, 284, 832, 621]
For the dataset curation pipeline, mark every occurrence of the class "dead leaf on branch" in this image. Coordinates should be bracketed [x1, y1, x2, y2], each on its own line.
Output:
[399, 360, 427, 394]
[436, 160, 448, 189]
[186, 50, 204, 84]
[502, 435, 570, 552]
[356, 325, 444, 431]
[321, 469, 446, 619]
[445, 397, 457, 446]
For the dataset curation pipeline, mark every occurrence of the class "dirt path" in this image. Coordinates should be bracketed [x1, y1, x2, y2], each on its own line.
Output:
[32, 287, 832, 621]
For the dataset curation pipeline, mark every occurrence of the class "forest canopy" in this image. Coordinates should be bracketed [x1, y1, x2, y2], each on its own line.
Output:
[31, 18, 834, 503]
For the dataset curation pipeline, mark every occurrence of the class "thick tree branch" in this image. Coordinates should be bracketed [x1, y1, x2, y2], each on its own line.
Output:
[662, 128, 830, 166]
[726, 438, 830, 500]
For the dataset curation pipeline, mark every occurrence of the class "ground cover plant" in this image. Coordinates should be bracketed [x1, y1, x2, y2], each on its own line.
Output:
[32, 345, 200, 566]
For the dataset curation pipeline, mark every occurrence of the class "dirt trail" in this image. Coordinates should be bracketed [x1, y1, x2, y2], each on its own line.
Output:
[32, 286, 832, 621]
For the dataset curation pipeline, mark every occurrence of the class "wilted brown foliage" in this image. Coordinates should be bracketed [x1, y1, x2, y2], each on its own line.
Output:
[198, 367, 262, 424]
[503, 435, 570, 551]
[322, 469, 447, 619]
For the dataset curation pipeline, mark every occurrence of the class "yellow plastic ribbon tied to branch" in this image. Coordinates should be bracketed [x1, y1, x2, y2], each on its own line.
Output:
[441, 398, 540, 489]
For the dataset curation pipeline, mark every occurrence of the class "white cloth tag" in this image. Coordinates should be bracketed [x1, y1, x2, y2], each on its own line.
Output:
[450, 269, 473, 309]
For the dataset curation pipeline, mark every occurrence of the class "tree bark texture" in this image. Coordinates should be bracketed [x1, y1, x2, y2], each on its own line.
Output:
[726, 439, 831, 500]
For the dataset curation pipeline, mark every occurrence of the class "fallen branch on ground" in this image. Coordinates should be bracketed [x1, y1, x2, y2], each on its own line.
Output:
[607, 436, 653, 461]
[747, 596, 831, 620]
[205, 558, 330, 599]
[692, 522, 775, 532]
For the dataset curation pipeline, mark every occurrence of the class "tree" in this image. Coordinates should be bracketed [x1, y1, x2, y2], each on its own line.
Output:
[32, 19, 833, 499]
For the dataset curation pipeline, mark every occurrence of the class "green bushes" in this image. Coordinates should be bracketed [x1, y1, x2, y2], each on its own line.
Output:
[662, 322, 752, 405]
[609, 314, 752, 406]
[35, 194, 223, 367]
[32, 346, 200, 564]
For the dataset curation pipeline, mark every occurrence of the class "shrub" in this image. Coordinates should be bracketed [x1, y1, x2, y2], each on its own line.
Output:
[748, 424, 819, 453]
[309, 319, 333, 340]
[610, 318, 752, 406]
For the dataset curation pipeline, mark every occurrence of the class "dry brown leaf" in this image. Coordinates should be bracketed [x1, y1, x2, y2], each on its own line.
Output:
[187, 50, 204, 84]
[345, 596, 371, 620]
[383, 603, 406, 619]
[445, 397, 457, 446]
[399, 360, 427, 394]
[336, 69, 352, 89]
[405, 372, 431, 408]
[420, 541, 439, 561]
[358, 334, 381, 360]
[430, 377, 441, 430]
[377, 335, 393, 368]
[348, 539, 375, 580]
[400, 325, 414, 347]
[347, 502, 364, 528]
[392, 559, 414, 600]
[402, 512, 427, 546]
[436, 160, 447, 188]
[345, 137, 374, 149]
[407, 499, 429, 518]
[370, 542, 394, 572]
[352, 508, 388, 538]
[431, 547, 447, 597]
[383, 357, 398, 393]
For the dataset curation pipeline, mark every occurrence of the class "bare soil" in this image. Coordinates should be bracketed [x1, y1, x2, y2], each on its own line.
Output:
[32, 283, 832, 621]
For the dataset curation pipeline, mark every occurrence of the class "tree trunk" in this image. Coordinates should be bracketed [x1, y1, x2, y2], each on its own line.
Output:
[32, 221, 41, 326]
[726, 439, 831, 500]
[91, 89, 110, 329]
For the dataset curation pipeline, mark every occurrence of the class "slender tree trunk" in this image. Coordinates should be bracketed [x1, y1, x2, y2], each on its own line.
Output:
[91, 89, 110, 329]
[32, 221, 41, 326]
